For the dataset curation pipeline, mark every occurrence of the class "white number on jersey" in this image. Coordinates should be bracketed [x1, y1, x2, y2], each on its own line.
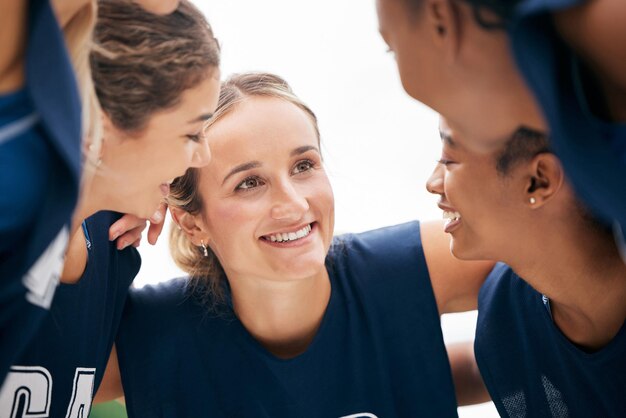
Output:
[0, 366, 96, 418]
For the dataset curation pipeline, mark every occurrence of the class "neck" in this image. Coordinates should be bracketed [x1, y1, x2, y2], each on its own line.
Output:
[434, 27, 546, 149]
[505, 218, 626, 351]
[71, 171, 109, 234]
[51, 0, 91, 27]
[228, 268, 331, 359]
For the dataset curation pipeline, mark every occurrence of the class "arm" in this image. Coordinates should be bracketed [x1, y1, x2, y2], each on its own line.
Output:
[420, 220, 495, 314]
[447, 341, 491, 406]
[94, 345, 124, 403]
[0, 0, 27, 93]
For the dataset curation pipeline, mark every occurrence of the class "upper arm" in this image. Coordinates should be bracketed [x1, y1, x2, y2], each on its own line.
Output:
[420, 220, 494, 314]
[94, 344, 124, 404]
[447, 341, 491, 406]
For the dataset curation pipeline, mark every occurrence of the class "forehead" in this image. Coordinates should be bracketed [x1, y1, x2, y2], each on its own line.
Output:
[206, 96, 319, 159]
[143, 73, 221, 130]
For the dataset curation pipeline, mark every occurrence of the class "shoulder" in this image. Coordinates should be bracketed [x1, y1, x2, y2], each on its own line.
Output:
[478, 263, 537, 311]
[327, 221, 435, 310]
[329, 221, 423, 268]
[126, 277, 191, 314]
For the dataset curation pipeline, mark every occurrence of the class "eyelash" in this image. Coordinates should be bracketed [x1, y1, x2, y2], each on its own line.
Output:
[437, 158, 454, 166]
[234, 159, 317, 192]
[186, 133, 202, 143]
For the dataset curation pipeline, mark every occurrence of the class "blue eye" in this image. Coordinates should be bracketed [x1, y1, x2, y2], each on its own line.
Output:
[236, 176, 265, 191]
[292, 160, 315, 174]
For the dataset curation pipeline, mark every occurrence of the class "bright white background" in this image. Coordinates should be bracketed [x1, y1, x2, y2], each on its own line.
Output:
[135, 1, 497, 416]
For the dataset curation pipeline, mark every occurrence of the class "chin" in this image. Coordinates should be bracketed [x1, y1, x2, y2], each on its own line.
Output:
[449, 239, 480, 261]
[276, 252, 327, 279]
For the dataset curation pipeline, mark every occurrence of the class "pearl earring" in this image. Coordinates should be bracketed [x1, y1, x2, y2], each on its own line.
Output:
[88, 143, 102, 168]
[200, 240, 209, 257]
[529, 197, 536, 205]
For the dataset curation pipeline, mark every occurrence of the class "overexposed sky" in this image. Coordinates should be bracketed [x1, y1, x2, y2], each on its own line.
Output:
[135, 2, 496, 415]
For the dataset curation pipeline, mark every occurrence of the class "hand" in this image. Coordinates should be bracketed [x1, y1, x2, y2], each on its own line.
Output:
[108, 203, 168, 250]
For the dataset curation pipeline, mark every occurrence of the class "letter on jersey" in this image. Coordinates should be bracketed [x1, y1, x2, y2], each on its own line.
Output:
[64, 368, 95, 418]
[0, 366, 52, 418]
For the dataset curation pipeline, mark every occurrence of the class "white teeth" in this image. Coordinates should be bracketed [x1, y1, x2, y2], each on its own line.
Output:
[443, 211, 461, 221]
[266, 224, 312, 243]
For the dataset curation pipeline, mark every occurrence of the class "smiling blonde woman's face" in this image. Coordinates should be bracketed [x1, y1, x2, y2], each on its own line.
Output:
[195, 96, 335, 282]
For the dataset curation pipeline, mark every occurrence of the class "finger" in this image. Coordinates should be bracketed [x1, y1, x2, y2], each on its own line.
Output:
[148, 204, 168, 245]
[116, 225, 146, 250]
[109, 214, 143, 241]
[149, 202, 167, 224]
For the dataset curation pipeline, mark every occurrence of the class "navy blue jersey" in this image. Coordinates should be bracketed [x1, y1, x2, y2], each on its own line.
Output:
[508, 0, 626, 256]
[475, 263, 626, 417]
[117, 221, 459, 418]
[0, 0, 82, 382]
[0, 211, 140, 417]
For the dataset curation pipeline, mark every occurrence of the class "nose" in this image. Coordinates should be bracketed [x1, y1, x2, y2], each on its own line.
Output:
[426, 163, 444, 195]
[270, 181, 309, 222]
[190, 136, 211, 168]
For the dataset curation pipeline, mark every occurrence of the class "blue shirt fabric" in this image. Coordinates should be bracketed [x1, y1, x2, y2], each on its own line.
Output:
[117, 221, 459, 418]
[475, 263, 626, 418]
[0, 0, 82, 382]
[508, 0, 626, 256]
[0, 211, 140, 417]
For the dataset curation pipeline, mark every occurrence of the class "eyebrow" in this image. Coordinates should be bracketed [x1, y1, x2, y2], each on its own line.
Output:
[187, 113, 214, 124]
[291, 145, 319, 156]
[222, 161, 261, 185]
[439, 130, 456, 148]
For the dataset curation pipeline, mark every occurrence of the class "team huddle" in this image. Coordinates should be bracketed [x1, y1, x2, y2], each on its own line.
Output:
[0, 0, 624, 417]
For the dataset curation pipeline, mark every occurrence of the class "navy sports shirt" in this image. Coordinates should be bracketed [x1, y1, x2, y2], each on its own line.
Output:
[117, 222, 459, 418]
[508, 0, 626, 258]
[0, 211, 140, 417]
[475, 263, 626, 418]
[0, 0, 82, 382]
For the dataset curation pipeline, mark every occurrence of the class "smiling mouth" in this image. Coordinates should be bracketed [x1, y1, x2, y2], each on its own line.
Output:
[262, 223, 313, 243]
[443, 210, 461, 222]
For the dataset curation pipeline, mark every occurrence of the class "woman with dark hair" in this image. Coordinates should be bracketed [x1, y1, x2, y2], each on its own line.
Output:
[427, 117, 626, 416]
[0, 1, 221, 415]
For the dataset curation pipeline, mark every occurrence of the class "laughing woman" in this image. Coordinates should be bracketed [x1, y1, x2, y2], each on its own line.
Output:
[110, 73, 494, 417]
[426, 118, 626, 416]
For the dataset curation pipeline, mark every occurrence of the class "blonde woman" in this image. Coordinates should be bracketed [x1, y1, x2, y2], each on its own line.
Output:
[0, 1, 221, 415]
[107, 73, 493, 417]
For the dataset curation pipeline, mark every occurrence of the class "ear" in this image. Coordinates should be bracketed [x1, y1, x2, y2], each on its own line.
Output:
[424, 0, 461, 59]
[170, 206, 209, 246]
[525, 153, 564, 208]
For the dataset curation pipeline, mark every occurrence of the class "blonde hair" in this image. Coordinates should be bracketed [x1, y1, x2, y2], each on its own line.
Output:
[168, 72, 321, 308]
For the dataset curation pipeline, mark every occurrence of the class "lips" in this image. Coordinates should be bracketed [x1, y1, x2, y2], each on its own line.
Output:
[438, 203, 462, 233]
